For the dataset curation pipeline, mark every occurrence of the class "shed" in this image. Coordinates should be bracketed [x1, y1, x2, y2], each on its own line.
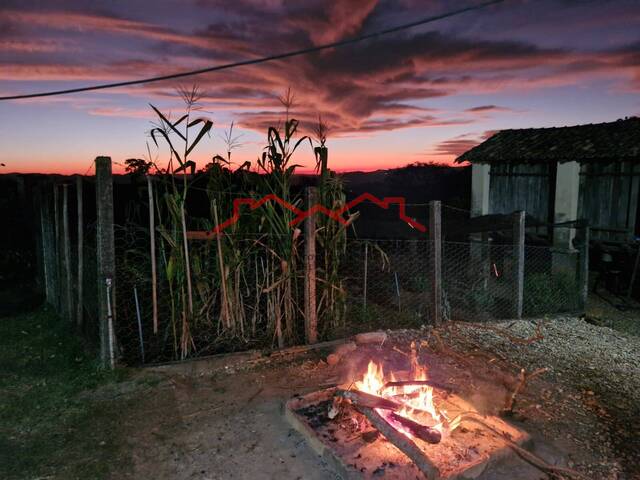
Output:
[456, 117, 640, 248]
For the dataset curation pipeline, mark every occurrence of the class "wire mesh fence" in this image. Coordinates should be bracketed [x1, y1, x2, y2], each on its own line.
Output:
[35, 171, 588, 367]
[523, 244, 584, 317]
[340, 239, 434, 330]
[114, 225, 309, 365]
[110, 232, 587, 365]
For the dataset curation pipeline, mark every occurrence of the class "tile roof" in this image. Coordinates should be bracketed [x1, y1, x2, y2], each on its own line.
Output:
[456, 117, 640, 164]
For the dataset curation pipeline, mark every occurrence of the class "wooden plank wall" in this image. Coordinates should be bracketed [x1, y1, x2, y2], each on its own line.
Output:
[489, 163, 551, 229]
[578, 161, 640, 242]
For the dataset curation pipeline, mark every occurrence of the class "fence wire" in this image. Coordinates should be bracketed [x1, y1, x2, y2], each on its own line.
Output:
[340, 239, 434, 330]
[111, 232, 587, 365]
[37, 179, 586, 366]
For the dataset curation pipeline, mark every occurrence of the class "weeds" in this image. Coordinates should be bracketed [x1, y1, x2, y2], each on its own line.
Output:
[0, 307, 128, 479]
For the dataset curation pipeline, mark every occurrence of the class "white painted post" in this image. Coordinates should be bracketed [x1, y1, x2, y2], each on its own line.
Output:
[553, 161, 581, 273]
[553, 161, 580, 249]
[471, 163, 491, 217]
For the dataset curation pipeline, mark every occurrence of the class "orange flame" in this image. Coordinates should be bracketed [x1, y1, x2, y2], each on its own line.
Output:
[354, 360, 455, 439]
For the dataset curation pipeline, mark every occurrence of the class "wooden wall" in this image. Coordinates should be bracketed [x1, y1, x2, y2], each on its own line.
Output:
[578, 162, 640, 242]
[489, 163, 552, 225]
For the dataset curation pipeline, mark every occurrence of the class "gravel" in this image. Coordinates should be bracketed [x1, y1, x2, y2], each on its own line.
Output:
[440, 316, 640, 479]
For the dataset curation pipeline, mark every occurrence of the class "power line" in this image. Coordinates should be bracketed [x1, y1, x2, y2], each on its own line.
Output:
[0, 0, 505, 101]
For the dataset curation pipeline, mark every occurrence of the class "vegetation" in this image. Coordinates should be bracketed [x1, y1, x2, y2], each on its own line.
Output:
[524, 271, 581, 316]
[0, 307, 127, 479]
[119, 86, 353, 361]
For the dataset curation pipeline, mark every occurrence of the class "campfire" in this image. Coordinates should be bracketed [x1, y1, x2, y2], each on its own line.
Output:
[286, 343, 530, 479]
[346, 359, 459, 443]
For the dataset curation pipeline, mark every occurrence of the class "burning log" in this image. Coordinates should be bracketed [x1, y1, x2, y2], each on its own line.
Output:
[387, 412, 442, 444]
[357, 405, 440, 480]
[334, 389, 401, 411]
[384, 380, 452, 392]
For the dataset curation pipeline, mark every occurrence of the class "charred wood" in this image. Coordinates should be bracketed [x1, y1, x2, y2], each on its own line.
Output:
[387, 412, 442, 444]
[334, 389, 401, 411]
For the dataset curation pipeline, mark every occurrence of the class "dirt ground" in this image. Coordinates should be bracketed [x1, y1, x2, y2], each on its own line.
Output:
[101, 314, 639, 480]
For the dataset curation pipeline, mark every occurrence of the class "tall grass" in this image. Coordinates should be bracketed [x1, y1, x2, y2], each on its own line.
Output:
[138, 87, 349, 360]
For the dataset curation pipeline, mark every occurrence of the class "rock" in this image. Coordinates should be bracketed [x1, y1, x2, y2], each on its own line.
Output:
[355, 331, 387, 345]
[334, 342, 357, 357]
[326, 353, 341, 366]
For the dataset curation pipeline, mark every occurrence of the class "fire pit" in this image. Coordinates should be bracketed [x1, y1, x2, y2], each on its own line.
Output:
[285, 355, 530, 479]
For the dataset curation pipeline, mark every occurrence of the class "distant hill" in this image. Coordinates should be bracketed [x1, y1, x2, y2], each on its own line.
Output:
[338, 163, 471, 239]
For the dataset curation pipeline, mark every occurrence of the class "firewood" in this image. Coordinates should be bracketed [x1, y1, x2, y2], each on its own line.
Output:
[335, 389, 401, 411]
[384, 380, 453, 392]
[387, 412, 442, 444]
[354, 331, 387, 345]
[357, 405, 440, 479]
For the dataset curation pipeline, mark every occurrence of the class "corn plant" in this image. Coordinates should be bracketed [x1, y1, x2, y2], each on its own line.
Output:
[311, 117, 357, 335]
[149, 85, 212, 359]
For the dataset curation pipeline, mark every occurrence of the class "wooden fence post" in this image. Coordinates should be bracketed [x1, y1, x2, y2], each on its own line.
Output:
[147, 175, 158, 334]
[76, 176, 84, 328]
[429, 201, 442, 326]
[579, 220, 590, 308]
[304, 186, 318, 344]
[39, 184, 55, 306]
[62, 184, 73, 321]
[53, 184, 61, 313]
[513, 211, 525, 319]
[363, 242, 368, 311]
[96, 156, 116, 366]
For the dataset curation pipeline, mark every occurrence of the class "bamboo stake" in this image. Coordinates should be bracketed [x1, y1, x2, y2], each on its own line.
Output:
[181, 205, 194, 315]
[304, 187, 318, 344]
[134, 286, 145, 363]
[147, 175, 158, 333]
[106, 278, 115, 369]
[213, 200, 231, 330]
[76, 176, 84, 327]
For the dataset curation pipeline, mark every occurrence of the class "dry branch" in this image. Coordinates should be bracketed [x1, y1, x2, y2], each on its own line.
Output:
[459, 413, 588, 480]
[503, 367, 549, 413]
[465, 320, 545, 345]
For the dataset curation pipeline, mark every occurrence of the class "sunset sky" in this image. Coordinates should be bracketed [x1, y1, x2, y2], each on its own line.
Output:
[0, 0, 639, 174]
